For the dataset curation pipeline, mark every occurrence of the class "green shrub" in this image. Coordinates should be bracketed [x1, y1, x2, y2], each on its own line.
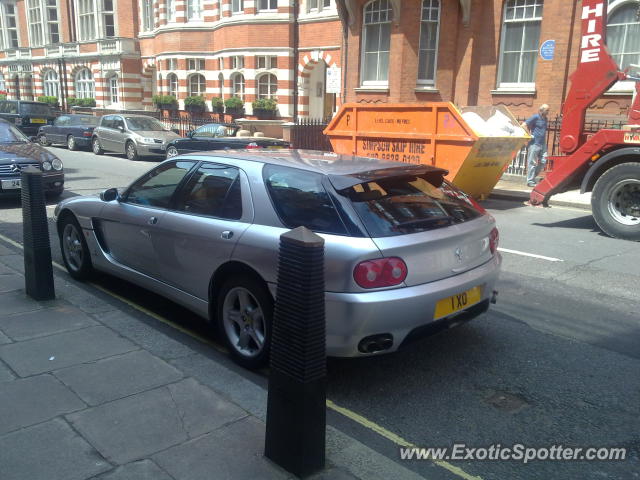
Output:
[211, 97, 224, 111]
[184, 96, 206, 107]
[37, 96, 59, 106]
[152, 94, 178, 107]
[78, 98, 96, 107]
[252, 98, 277, 111]
[224, 97, 244, 110]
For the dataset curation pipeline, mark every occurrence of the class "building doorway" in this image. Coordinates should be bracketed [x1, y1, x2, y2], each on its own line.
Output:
[308, 60, 335, 120]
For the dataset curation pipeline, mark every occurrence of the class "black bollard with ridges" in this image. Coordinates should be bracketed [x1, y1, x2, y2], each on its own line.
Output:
[21, 166, 55, 300]
[265, 226, 326, 478]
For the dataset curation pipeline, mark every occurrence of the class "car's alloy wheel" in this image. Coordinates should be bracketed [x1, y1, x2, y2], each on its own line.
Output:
[39, 134, 49, 146]
[92, 138, 103, 155]
[60, 216, 93, 280]
[126, 141, 139, 161]
[218, 276, 273, 369]
[166, 146, 178, 158]
[67, 135, 77, 151]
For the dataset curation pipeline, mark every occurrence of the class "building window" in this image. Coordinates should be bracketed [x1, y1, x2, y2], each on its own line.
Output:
[43, 69, 59, 97]
[257, 0, 277, 11]
[257, 56, 278, 69]
[167, 0, 176, 20]
[108, 75, 119, 104]
[102, 0, 115, 37]
[187, 0, 203, 20]
[231, 73, 245, 100]
[167, 73, 178, 97]
[361, 0, 392, 85]
[232, 0, 243, 13]
[188, 59, 206, 71]
[257, 73, 277, 99]
[28, 0, 44, 46]
[607, 1, 640, 71]
[167, 58, 178, 70]
[46, 0, 60, 44]
[1, 4, 20, 49]
[418, 0, 440, 84]
[308, 0, 331, 12]
[231, 56, 244, 69]
[77, 0, 96, 41]
[188, 73, 206, 96]
[0, 73, 5, 92]
[75, 68, 95, 98]
[497, 0, 543, 88]
[142, 0, 154, 31]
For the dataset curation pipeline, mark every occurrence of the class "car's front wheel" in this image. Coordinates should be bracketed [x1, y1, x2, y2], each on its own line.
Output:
[39, 134, 50, 146]
[67, 135, 77, 151]
[126, 141, 139, 161]
[59, 214, 93, 280]
[166, 145, 179, 158]
[92, 137, 104, 155]
[217, 275, 273, 369]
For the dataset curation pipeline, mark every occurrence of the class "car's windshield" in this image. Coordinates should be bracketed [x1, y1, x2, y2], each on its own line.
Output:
[125, 117, 166, 131]
[73, 116, 99, 126]
[0, 123, 30, 143]
[338, 175, 482, 237]
[19, 103, 53, 116]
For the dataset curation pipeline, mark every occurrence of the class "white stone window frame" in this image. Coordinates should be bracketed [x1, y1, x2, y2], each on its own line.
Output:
[107, 74, 119, 105]
[232, 56, 245, 69]
[0, 3, 21, 50]
[187, 58, 206, 71]
[307, 0, 332, 13]
[606, 0, 640, 93]
[360, 0, 393, 87]
[256, 72, 278, 100]
[167, 0, 177, 21]
[257, 0, 277, 12]
[75, 0, 115, 41]
[42, 68, 59, 97]
[231, 72, 245, 100]
[141, 0, 154, 32]
[496, 0, 544, 92]
[167, 72, 179, 98]
[187, 0, 204, 21]
[188, 73, 206, 97]
[417, 0, 441, 86]
[74, 67, 95, 99]
[27, 0, 45, 47]
[232, 0, 244, 14]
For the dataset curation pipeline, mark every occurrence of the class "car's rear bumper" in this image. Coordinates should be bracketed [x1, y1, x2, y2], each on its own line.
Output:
[324, 254, 501, 357]
[73, 137, 92, 147]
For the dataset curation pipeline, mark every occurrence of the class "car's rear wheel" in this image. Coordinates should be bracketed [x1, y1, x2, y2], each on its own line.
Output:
[39, 134, 50, 146]
[166, 146, 179, 158]
[59, 214, 93, 280]
[217, 275, 273, 369]
[126, 141, 139, 161]
[92, 137, 104, 155]
[67, 135, 77, 151]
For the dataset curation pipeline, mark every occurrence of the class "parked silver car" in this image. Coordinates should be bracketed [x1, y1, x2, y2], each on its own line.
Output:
[54, 151, 501, 368]
[92, 114, 180, 160]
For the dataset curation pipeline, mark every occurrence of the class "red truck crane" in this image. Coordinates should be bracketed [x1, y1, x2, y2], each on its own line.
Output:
[529, 0, 640, 240]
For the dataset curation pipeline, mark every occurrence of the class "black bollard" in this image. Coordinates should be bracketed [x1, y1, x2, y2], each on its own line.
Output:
[265, 226, 326, 478]
[21, 166, 55, 300]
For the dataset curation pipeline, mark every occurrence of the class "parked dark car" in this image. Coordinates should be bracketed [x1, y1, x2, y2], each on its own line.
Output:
[0, 100, 57, 137]
[38, 114, 99, 151]
[165, 123, 290, 158]
[0, 119, 64, 197]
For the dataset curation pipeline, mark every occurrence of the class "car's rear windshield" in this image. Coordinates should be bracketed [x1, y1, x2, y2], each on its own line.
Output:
[125, 116, 166, 131]
[72, 116, 99, 126]
[19, 103, 54, 116]
[337, 175, 483, 237]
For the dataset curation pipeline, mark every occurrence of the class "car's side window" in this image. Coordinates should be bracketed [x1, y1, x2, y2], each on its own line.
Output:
[263, 165, 347, 235]
[100, 116, 113, 129]
[1, 102, 17, 114]
[175, 163, 242, 219]
[193, 125, 218, 138]
[56, 116, 69, 126]
[0, 102, 7, 113]
[113, 117, 124, 130]
[124, 161, 197, 209]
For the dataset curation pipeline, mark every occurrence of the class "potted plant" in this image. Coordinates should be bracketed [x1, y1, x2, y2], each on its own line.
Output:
[38, 95, 59, 108]
[224, 96, 244, 116]
[184, 95, 206, 114]
[211, 97, 224, 114]
[152, 94, 178, 111]
[252, 98, 277, 119]
[78, 98, 96, 107]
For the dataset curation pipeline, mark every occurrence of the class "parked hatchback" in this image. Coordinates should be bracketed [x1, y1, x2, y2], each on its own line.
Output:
[92, 114, 180, 160]
[0, 100, 57, 137]
[54, 151, 500, 368]
[38, 114, 99, 151]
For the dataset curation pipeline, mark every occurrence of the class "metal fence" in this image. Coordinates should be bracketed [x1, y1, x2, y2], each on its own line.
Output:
[289, 118, 334, 151]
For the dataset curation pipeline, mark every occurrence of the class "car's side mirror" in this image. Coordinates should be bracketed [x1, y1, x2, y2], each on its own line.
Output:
[117, 126, 124, 132]
[186, 130, 193, 138]
[100, 187, 119, 202]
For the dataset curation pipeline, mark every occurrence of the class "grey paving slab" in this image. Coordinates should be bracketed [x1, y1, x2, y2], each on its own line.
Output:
[55, 350, 184, 406]
[94, 310, 196, 360]
[93, 460, 174, 480]
[56, 279, 120, 315]
[0, 326, 138, 376]
[154, 416, 290, 480]
[0, 254, 24, 273]
[0, 243, 13, 255]
[0, 261, 16, 274]
[0, 418, 111, 480]
[0, 359, 15, 382]
[0, 329, 11, 344]
[0, 290, 49, 316]
[0, 304, 97, 341]
[0, 274, 23, 293]
[0, 374, 86, 435]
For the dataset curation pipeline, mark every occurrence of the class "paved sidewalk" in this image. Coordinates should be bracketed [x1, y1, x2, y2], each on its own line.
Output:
[0, 241, 424, 480]
[491, 175, 591, 210]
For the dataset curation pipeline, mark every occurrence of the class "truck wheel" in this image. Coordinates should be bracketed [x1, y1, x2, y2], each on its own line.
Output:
[591, 162, 640, 241]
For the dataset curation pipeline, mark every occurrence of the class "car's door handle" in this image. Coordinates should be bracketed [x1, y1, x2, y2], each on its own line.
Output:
[148, 216, 158, 225]
[221, 231, 234, 240]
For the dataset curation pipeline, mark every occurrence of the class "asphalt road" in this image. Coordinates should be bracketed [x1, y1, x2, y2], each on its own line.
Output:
[1, 146, 638, 480]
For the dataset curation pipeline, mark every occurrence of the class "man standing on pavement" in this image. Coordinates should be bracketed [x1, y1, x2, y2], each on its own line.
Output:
[522, 104, 550, 187]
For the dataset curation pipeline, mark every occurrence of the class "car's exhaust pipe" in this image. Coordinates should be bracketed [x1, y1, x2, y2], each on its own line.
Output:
[358, 334, 394, 354]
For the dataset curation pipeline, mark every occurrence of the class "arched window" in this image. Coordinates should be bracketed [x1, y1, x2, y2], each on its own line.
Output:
[418, 0, 440, 84]
[167, 73, 178, 98]
[42, 69, 59, 97]
[497, 0, 543, 88]
[231, 73, 245, 100]
[361, 0, 392, 85]
[257, 73, 277, 99]
[107, 75, 119, 104]
[607, 1, 640, 71]
[188, 73, 206, 96]
[74, 68, 95, 99]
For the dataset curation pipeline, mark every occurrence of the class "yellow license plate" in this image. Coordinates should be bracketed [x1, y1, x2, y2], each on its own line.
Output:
[434, 286, 483, 320]
[30, 118, 46, 124]
[267, 145, 284, 149]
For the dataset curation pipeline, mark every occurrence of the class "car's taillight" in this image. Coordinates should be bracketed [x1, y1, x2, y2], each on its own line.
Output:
[489, 227, 499, 254]
[353, 257, 408, 289]
[83, 131, 92, 137]
[246, 142, 262, 149]
[468, 196, 487, 214]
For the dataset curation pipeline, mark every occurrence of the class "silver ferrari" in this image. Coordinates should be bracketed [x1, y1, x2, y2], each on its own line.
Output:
[54, 150, 501, 368]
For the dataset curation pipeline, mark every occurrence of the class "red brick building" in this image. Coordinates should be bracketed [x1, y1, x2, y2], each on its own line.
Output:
[338, 0, 639, 119]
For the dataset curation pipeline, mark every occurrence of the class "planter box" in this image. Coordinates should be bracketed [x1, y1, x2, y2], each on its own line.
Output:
[157, 103, 178, 111]
[254, 109, 276, 120]
[185, 105, 205, 114]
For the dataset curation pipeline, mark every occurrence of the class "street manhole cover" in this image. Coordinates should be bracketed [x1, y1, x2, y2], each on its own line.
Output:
[485, 391, 529, 413]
